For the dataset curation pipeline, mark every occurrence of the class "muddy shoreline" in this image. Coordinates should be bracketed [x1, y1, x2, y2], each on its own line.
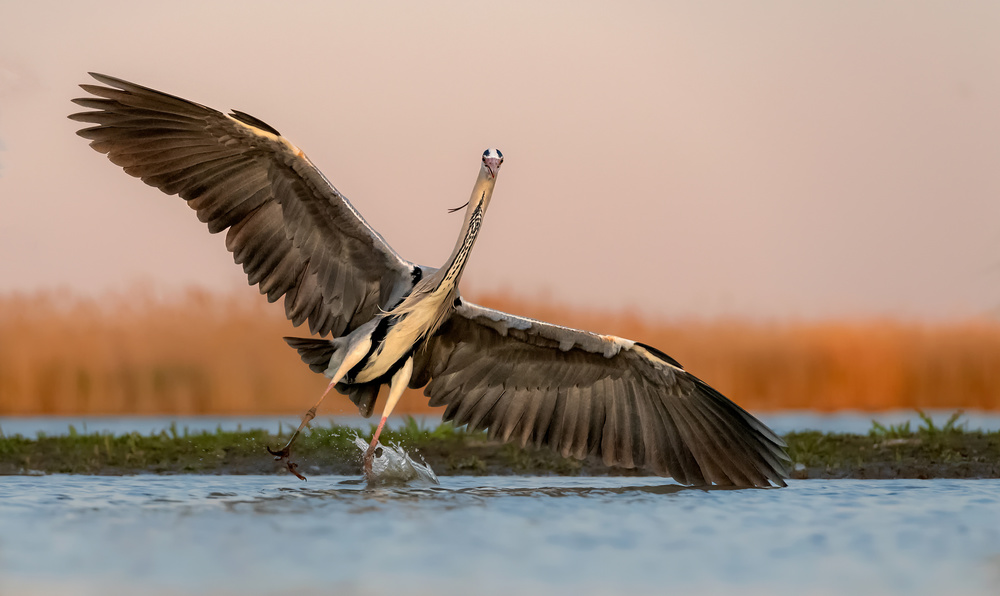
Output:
[2, 422, 999, 481]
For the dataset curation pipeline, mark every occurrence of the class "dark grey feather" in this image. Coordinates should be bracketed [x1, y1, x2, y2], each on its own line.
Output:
[70, 73, 416, 338]
[413, 301, 790, 488]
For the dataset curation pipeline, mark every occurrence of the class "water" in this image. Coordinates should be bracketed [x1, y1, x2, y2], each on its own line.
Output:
[356, 437, 439, 487]
[0, 414, 442, 438]
[1, 476, 999, 596]
[4, 409, 998, 438]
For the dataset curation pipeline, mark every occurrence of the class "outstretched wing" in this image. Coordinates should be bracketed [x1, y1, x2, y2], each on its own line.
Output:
[412, 301, 789, 487]
[70, 73, 418, 337]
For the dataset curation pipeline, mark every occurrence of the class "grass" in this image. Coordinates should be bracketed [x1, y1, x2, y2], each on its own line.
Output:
[3, 412, 1000, 480]
[869, 410, 967, 439]
[3, 288, 1000, 416]
[784, 411, 1000, 479]
[0, 415, 561, 476]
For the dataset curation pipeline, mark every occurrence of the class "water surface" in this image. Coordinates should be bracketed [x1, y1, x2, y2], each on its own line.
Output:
[1, 476, 998, 595]
[3, 409, 995, 438]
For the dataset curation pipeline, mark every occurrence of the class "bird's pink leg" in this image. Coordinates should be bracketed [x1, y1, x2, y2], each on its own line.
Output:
[269, 337, 372, 480]
[364, 356, 413, 479]
[267, 380, 339, 480]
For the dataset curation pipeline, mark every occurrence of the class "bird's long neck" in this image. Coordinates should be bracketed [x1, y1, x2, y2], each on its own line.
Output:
[430, 167, 496, 293]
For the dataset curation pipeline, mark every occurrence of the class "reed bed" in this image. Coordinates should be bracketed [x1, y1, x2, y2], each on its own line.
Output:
[2, 289, 999, 415]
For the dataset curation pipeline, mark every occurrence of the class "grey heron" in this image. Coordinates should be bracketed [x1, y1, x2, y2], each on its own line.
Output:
[70, 73, 790, 487]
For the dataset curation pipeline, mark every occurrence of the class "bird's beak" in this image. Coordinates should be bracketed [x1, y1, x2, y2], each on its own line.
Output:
[483, 157, 502, 179]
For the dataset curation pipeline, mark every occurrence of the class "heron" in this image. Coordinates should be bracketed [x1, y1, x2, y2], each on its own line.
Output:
[70, 73, 790, 487]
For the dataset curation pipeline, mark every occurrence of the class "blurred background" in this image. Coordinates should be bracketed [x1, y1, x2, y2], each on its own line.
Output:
[2, 1, 999, 418]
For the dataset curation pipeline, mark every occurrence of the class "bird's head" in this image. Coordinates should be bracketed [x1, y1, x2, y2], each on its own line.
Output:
[482, 148, 503, 179]
[449, 148, 504, 213]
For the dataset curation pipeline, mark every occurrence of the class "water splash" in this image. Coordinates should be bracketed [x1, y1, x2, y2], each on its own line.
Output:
[353, 436, 438, 487]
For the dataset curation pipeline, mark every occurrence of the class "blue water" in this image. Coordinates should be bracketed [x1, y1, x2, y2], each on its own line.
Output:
[1, 476, 999, 595]
[2, 409, 998, 438]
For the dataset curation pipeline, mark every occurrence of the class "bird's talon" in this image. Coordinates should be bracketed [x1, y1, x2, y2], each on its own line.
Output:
[287, 461, 307, 481]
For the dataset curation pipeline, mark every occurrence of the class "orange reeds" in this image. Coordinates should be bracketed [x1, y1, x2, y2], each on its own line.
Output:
[2, 288, 1000, 415]
[0, 288, 328, 416]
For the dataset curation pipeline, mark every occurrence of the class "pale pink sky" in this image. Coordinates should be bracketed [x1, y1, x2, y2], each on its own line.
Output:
[1, 1, 999, 320]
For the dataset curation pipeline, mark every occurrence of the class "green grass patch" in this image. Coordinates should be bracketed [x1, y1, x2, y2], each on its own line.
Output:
[784, 411, 1000, 479]
[3, 412, 999, 479]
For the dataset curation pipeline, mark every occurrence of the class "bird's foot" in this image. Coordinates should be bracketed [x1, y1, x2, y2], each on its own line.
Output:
[363, 444, 383, 481]
[286, 461, 307, 481]
[267, 445, 307, 481]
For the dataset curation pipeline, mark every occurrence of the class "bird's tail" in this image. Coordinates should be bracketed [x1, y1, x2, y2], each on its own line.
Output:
[283, 337, 337, 375]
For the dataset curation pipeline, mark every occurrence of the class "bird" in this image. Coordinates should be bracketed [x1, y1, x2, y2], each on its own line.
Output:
[70, 73, 790, 487]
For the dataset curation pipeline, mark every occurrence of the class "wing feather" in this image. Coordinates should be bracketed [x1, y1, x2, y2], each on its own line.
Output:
[516, 384, 545, 448]
[467, 385, 506, 431]
[415, 301, 789, 487]
[691, 390, 773, 485]
[565, 385, 588, 457]
[585, 380, 608, 457]
[499, 387, 531, 443]
[566, 383, 586, 459]
[71, 73, 415, 337]
[645, 380, 697, 482]
[528, 384, 559, 449]
[600, 382, 621, 467]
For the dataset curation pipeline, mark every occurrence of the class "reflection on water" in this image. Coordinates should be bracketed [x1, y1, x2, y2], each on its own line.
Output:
[1, 476, 999, 596]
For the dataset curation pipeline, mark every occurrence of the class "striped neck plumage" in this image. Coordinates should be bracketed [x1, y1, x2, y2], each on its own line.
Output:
[434, 156, 500, 292]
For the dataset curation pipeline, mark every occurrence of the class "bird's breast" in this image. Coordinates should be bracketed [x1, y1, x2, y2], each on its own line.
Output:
[352, 296, 450, 383]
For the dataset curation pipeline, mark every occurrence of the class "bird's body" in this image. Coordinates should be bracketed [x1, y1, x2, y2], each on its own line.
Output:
[349, 163, 497, 385]
[71, 73, 790, 487]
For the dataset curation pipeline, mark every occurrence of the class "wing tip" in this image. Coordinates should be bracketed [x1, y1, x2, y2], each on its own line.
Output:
[634, 341, 684, 369]
[228, 109, 282, 137]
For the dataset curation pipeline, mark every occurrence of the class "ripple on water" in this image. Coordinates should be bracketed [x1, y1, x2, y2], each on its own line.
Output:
[1, 477, 999, 596]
